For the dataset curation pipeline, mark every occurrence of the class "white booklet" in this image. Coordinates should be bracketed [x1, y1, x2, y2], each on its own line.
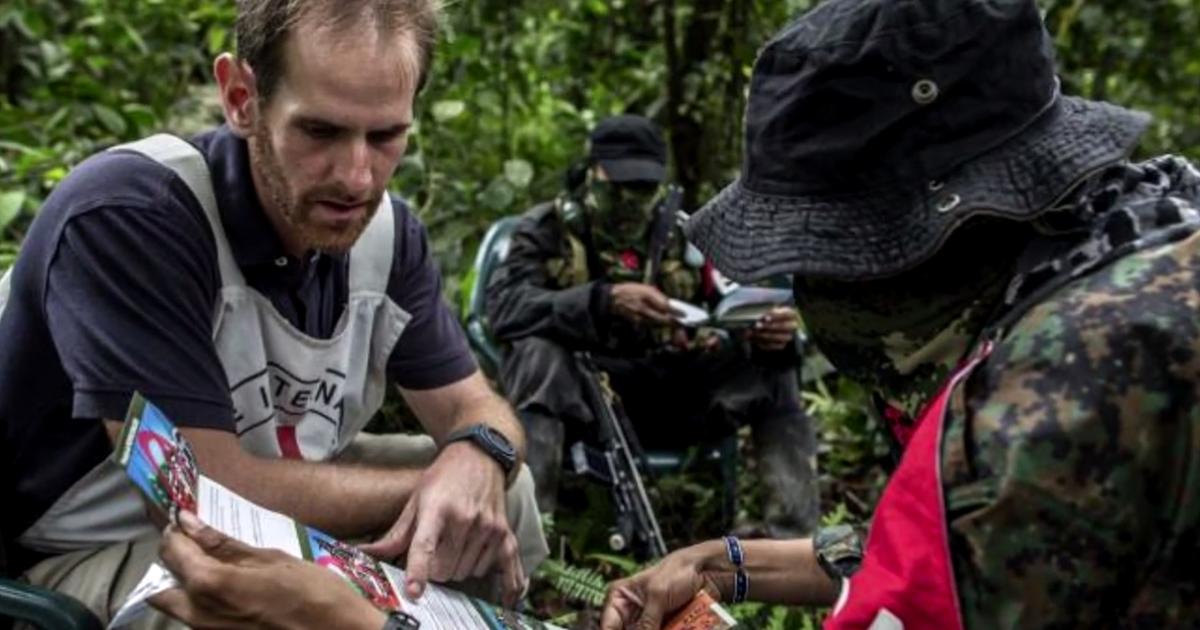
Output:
[108, 393, 564, 630]
[669, 286, 794, 329]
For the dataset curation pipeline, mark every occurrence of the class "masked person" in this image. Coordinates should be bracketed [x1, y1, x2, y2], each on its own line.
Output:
[601, 0, 1200, 628]
[485, 115, 820, 538]
[0, 1, 550, 626]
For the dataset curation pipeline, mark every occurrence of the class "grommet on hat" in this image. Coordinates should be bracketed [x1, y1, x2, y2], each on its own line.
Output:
[936, 194, 962, 214]
[912, 79, 939, 105]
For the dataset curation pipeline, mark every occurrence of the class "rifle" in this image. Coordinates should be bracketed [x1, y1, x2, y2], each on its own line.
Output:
[569, 351, 669, 559]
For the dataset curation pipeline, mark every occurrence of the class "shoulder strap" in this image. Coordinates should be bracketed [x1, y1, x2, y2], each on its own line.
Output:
[110, 134, 244, 287]
[349, 194, 395, 294]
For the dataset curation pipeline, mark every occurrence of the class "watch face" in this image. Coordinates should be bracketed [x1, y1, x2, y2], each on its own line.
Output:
[479, 425, 516, 457]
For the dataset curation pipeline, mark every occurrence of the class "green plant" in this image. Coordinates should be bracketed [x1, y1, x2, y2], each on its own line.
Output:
[535, 558, 609, 608]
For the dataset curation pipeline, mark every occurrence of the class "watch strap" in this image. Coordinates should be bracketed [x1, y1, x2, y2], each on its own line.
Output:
[381, 610, 420, 630]
[814, 524, 864, 580]
[445, 424, 518, 484]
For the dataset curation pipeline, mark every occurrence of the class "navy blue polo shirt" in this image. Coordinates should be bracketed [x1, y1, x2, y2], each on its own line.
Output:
[0, 126, 476, 571]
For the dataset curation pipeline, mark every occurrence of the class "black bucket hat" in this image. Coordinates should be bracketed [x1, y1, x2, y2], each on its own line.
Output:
[684, 0, 1150, 282]
[588, 115, 668, 184]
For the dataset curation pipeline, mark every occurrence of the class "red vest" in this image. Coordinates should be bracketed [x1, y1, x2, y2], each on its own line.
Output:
[825, 342, 993, 630]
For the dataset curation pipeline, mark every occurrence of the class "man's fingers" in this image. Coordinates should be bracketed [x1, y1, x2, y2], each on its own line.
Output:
[431, 505, 474, 582]
[160, 525, 223, 588]
[452, 518, 489, 582]
[403, 509, 444, 599]
[497, 533, 525, 607]
[754, 330, 795, 345]
[149, 588, 212, 628]
[634, 597, 666, 630]
[600, 598, 630, 630]
[637, 301, 675, 324]
[177, 511, 252, 563]
[361, 496, 418, 560]
[601, 581, 645, 630]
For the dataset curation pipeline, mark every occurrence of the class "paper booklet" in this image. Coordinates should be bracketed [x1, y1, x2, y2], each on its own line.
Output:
[669, 286, 794, 329]
[108, 393, 565, 630]
[662, 590, 738, 630]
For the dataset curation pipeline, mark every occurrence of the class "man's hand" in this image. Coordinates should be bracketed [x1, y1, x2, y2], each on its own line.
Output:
[601, 543, 725, 630]
[360, 442, 524, 606]
[746, 306, 800, 352]
[151, 511, 385, 630]
[610, 283, 680, 325]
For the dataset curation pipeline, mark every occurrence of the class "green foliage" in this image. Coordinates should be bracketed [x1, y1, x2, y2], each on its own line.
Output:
[0, 0, 231, 251]
[535, 558, 610, 608]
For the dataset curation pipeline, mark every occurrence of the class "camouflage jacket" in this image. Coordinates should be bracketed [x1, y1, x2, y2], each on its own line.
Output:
[484, 200, 702, 354]
[941, 157, 1200, 628]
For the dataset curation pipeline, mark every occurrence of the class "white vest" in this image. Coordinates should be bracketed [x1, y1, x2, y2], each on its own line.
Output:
[7, 134, 410, 552]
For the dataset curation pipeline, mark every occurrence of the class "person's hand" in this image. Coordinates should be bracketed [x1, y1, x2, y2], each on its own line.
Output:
[600, 543, 725, 630]
[610, 283, 680, 325]
[746, 306, 799, 352]
[695, 328, 724, 354]
[151, 511, 386, 630]
[360, 441, 523, 606]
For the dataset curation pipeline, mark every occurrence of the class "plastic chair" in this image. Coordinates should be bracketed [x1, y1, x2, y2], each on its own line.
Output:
[0, 577, 102, 630]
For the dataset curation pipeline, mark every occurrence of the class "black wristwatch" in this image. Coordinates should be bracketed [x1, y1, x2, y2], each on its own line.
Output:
[445, 424, 518, 483]
[381, 610, 420, 630]
[814, 524, 864, 580]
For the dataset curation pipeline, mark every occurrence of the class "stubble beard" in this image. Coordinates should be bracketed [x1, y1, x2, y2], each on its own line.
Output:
[249, 123, 380, 255]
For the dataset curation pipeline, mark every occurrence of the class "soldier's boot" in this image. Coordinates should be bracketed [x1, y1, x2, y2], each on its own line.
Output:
[753, 410, 821, 538]
[520, 410, 566, 515]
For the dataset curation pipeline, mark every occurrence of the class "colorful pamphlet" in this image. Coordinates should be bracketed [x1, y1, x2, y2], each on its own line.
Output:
[109, 393, 563, 630]
[663, 590, 739, 630]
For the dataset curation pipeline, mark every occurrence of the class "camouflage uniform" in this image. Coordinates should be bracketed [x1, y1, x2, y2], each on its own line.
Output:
[799, 157, 1200, 626]
[486, 193, 820, 536]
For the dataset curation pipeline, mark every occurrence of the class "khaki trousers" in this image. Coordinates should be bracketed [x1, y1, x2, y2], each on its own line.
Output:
[21, 432, 549, 629]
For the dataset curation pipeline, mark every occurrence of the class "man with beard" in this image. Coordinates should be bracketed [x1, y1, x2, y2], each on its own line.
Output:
[600, 0, 1200, 627]
[484, 115, 820, 539]
[0, 0, 547, 626]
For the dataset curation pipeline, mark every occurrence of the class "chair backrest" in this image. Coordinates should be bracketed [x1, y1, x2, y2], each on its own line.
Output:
[462, 216, 523, 377]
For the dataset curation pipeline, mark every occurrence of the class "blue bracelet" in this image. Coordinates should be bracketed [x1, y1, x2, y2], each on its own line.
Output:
[723, 535, 745, 567]
[733, 568, 750, 603]
[723, 536, 749, 603]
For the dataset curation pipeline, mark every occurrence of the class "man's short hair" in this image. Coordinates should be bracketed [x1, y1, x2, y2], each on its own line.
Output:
[235, 0, 443, 101]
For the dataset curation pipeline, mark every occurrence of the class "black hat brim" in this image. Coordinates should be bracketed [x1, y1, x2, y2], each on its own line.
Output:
[685, 96, 1151, 283]
[597, 157, 667, 184]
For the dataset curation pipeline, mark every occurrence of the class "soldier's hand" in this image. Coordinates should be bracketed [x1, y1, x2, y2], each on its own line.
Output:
[610, 283, 680, 325]
[746, 307, 799, 352]
[600, 542, 724, 630]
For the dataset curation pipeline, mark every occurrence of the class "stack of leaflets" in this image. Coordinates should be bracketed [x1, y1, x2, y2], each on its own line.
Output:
[109, 394, 738, 629]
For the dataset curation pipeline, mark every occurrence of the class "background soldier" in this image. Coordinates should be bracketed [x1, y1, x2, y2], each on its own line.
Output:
[486, 115, 819, 538]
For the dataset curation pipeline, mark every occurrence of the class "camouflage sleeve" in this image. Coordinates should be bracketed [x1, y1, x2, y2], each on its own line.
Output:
[941, 232, 1200, 628]
[485, 209, 612, 347]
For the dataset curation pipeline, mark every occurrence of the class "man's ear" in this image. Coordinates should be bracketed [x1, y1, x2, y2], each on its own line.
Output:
[214, 53, 259, 137]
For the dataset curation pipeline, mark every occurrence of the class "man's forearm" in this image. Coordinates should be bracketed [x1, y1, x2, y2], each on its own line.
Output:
[145, 423, 422, 539]
[228, 455, 421, 538]
[694, 538, 840, 607]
